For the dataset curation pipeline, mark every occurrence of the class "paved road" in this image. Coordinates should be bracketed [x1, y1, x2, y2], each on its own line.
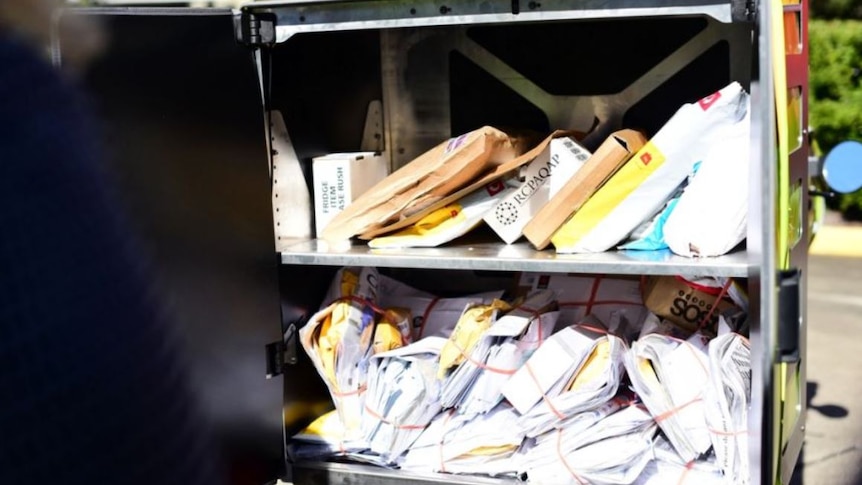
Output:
[795, 244, 862, 484]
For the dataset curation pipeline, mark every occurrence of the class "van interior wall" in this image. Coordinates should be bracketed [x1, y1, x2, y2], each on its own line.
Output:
[267, 15, 751, 176]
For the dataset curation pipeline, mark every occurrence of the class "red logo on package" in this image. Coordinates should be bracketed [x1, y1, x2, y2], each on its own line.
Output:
[640, 152, 653, 166]
[450, 209, 460, 218]
[486, 180, 505, 196]
[698, 91, 722, 111]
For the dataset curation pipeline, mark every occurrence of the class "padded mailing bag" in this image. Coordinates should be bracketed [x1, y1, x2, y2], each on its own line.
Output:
[552, 82, 750, 253]
[663, 104, 751, 257]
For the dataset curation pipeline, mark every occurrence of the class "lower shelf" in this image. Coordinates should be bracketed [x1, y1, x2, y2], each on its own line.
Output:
[292, 461, 520, 485]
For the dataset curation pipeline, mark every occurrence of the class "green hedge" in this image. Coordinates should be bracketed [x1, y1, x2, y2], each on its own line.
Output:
[809, 19, 862, 217]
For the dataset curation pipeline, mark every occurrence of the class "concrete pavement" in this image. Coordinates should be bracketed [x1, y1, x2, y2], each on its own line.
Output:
[794, 222, 862, 485]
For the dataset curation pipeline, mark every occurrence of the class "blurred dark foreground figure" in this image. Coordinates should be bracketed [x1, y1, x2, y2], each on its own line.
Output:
[0, 7, 226, 485]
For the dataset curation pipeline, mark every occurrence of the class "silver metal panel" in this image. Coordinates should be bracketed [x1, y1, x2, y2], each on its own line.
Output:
[380, 18, 749, 167]
[279, 240, 749, 276]
[380, 28, 453, 169]
[262, 0, 736, 43]
[747, 3, 778, 484]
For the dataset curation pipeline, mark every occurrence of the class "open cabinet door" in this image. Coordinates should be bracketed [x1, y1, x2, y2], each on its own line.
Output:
[54, 9, 284, 485]
[752, 1, 809, 483]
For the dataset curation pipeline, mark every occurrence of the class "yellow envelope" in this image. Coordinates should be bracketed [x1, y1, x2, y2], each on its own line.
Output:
[438, 299, 511, 379]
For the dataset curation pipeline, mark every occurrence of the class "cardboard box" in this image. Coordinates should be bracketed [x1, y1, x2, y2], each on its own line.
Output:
[549, 138, 592, 198]
[483, 137, 591, 244]
[312, 152, 388, 237]
[642, 275, 739, 335]
[359, 130, 580, 240]
[523, 129, 646, 250]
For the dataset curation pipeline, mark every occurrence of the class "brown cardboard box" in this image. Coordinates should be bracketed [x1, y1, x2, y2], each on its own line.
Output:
[359, 130, 578, 240]
[522, 129, 646, 250]
[321, 126, 519, 242]
[642, 275, 739, 335]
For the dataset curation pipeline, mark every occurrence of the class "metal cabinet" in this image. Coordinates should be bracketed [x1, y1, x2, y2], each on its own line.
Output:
[55, 1, 807, 484]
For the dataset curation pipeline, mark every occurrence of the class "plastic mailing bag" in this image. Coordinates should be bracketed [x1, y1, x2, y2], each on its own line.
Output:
[703, 333, 751, 485]
[439, 290, 560, 415]
[624, 332, 712, 463]
[522, 403, 657, 485]
[298, 267, 382, 440]
[402, 403, 525, 477]
[663, 105, 751, 257]
[619, 161, 702, 251]
[552, 82, 750, 253]
[362, 337, 447, 463]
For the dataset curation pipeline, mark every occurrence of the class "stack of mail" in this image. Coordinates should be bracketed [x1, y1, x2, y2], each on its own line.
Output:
[500, 320, 626, 436]
[288, 410, 365, 461]
[361, 336, 447, 463]
[633, 436, 724, 485]
[518, 328, 628, 437]
[522, 403, 657, 485]
[375, 272, 506, 341]
[624, 332, 712, 463]
[399, 291, 507, 341]
[518, 273, 649, 333]
[436, 299, 512, 380]
[401, 402, 524, 477]
[440, 290, 559, 415]
[704, 333, 751, 484]
[299, 267, 382, 440]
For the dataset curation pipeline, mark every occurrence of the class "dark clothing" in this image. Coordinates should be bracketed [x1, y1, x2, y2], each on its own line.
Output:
[0, 31, 222, 485]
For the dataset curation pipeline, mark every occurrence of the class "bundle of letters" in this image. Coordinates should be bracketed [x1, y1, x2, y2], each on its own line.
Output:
[295, 268, 752, 484]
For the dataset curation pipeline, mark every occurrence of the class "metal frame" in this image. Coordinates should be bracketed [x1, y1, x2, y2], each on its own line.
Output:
[250, 0, 740, 42]
[748, 3, 778, 484]
[255, 1, 779, 484]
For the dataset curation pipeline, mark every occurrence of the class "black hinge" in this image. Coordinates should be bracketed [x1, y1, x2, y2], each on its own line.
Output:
[265, 320, 299, 379]
[236, 11, 276, 47]
[731, 0, 757, 22]
[777, 268, 802, 363]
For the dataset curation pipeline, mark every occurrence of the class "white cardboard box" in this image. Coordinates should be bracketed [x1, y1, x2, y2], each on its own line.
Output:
[312, 152, 388, 237]
[483, 137, 591, 244]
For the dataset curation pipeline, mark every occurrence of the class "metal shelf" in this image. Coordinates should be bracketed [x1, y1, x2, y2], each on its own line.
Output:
[249, 0, 748, 42]
[292, 461, 519, 485]
[279, 239, 749, 277]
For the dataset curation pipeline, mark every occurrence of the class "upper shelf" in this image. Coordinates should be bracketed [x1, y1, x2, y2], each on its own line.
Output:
[279, 239, 750, 277]
[247, 0, 750, 41]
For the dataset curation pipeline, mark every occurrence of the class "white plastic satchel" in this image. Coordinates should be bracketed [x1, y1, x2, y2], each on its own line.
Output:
[552, 82, 749, 253]
[663, 103, 751, 257]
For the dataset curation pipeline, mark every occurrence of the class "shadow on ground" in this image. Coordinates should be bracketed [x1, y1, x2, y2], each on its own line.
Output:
[789, 381, 855, 485]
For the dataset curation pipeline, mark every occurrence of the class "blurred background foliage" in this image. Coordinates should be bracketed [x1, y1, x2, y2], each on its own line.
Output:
[809, 1, 862, 218]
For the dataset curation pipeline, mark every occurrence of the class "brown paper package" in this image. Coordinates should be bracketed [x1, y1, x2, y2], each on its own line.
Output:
[358, 130, 580, 240]
[642, 276, 740, 335]
[321, 126, 519, 242]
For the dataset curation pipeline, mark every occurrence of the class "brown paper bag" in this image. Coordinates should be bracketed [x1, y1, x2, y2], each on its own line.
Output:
[320, 126, 519, 242]
[359, 130, 579, 240]
[642, 276, 739, 335]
